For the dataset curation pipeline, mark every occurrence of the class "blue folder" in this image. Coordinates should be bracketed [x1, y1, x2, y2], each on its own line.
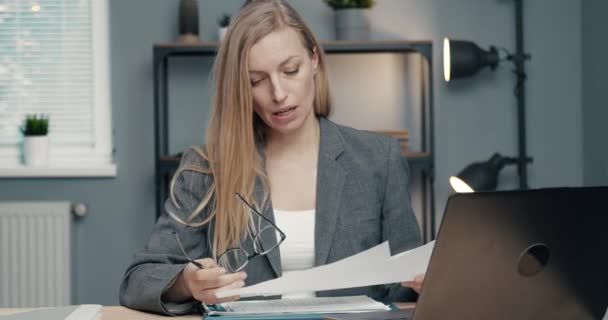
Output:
[201, 303, 398, 320]
[203, 313, 328, 320]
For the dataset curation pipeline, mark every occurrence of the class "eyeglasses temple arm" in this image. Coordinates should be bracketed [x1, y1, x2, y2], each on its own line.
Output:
[234, 193, 286, 238]
[172, 231, 206, 269]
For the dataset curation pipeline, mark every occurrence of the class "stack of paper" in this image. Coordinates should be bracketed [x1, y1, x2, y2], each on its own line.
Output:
[216, 241, 435, 299]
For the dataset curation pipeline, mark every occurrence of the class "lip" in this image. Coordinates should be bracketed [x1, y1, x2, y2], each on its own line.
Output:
[273, 105, 297, 114]
[270, 105, 298, 125]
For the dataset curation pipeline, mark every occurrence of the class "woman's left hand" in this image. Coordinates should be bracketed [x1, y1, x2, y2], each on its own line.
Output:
[401, 273, 425, 294]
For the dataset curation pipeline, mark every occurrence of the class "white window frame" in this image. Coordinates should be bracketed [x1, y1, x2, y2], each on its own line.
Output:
[0, 0, 116, 178]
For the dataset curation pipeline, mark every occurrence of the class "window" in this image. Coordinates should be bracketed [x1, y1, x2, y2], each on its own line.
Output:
[0, 0, 115, 177]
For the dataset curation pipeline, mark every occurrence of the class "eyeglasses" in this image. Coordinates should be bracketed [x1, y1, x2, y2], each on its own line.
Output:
[171, 193, 286, 273]
[216, 193, 286, 273]
[172, 230, 205, 269]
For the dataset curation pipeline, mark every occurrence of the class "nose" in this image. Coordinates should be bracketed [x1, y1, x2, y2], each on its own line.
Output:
[270, 76, 287, 104]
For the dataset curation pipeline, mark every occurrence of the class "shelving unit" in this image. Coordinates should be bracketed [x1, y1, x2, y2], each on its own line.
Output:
[153, 40, 436, 242]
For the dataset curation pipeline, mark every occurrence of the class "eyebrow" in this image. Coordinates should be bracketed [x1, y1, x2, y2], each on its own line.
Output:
[249, 55, 301, 74]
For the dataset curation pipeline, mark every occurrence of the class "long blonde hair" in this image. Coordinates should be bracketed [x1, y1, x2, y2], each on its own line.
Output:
[169, 0, 331, 260]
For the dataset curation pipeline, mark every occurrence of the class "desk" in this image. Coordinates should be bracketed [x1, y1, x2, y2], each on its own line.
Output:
[0, 303, 415, 319]
[0, 307, 196, 319]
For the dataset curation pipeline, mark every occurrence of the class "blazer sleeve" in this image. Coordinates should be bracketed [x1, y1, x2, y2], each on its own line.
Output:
[119, 147, 213, 315]
[380, 138, 424, 302]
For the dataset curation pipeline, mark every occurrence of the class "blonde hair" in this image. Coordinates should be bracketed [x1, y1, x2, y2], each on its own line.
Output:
[169, 0, 331, 260]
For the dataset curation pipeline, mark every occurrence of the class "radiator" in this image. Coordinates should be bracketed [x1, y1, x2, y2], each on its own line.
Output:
[0, 202, 71, 307]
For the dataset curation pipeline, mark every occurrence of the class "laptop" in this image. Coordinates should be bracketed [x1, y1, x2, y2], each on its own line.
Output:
[409, 186, 608, 320]
[328, 187, 608, 320]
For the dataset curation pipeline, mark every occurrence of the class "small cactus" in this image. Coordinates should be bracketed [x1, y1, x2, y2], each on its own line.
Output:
[21, 114, 49, 136]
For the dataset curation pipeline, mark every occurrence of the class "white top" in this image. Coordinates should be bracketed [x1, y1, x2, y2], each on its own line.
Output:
[273, 208, 316, 299]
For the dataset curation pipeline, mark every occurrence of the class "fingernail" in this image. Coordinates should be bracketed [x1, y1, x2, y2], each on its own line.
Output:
[241, 272, 247, 279]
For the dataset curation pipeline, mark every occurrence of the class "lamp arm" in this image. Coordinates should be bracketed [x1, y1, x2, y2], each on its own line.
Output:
[503, 156, 533, 166]
[497, 47, 513, 62]
[502, 157, 518, 165]
[506, 52, 532, 64]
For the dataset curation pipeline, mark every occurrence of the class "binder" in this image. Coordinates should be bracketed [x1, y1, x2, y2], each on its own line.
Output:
[201, 303, 398, 320]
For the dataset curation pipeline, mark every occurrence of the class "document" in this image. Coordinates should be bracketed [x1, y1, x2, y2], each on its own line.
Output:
[206, 296, 389, 316]
[216, 241, 435, 299]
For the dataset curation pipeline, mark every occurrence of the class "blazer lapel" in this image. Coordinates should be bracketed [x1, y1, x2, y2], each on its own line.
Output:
[315, 117, 346, 266]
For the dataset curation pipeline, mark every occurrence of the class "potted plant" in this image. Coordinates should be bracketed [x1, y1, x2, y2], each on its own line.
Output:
[218, 13, 231, 42]
[324, 0, 376, 41]
[20, 114, 50, 166]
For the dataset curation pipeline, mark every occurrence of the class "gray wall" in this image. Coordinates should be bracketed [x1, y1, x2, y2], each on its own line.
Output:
[583, 0, 608, 186]
[0, 0, 593, 305]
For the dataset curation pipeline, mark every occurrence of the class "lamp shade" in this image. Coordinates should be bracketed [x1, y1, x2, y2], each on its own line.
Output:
[443, 38, 500, 81]
[450, 153, 517, 193]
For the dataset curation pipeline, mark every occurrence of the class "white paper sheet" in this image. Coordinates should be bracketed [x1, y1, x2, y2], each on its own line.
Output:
[216, 241, 435, 299]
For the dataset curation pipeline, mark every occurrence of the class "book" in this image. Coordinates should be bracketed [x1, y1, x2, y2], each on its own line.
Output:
[376, 130, 409, 141]
[375, 130, 409, 154]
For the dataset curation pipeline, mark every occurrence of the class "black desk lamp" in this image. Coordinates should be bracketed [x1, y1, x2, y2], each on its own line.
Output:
[449, 153, 518, 193]
[444, 0, 533, 192]
[443, 39, 499, 82]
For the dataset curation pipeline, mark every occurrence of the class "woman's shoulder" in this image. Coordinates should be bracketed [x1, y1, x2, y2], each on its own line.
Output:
[166, 145, 214, 222]
[179, 145, 211, 168]
[324, 118, 397, 156]
[172, 145, 214, 193]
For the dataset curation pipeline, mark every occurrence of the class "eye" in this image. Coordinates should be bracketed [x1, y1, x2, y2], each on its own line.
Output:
[250, 77, 264, 86]
[285, 68, 299, 75]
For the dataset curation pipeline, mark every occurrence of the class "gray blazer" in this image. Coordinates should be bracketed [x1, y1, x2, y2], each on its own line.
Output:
[119, 117, 422, 315]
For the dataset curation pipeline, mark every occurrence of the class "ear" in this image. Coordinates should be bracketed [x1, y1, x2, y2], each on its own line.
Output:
[311, 47, 319, 73]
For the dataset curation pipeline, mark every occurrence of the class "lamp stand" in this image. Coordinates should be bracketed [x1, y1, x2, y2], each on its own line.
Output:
[511, 0, 533, 189]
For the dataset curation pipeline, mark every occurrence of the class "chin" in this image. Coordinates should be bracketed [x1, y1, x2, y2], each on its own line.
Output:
[267, 111, 308, 134]
[271, 119, 303, 134]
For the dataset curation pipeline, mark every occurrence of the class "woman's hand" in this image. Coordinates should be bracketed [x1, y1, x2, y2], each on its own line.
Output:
[165, 258, 247, 304]
[400, 273, 425, 294]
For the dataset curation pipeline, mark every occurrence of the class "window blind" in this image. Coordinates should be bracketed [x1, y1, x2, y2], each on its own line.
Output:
[0, 0, 112, 167]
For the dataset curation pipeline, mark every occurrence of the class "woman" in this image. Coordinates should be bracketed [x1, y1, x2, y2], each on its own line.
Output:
[119, 0, 423, 315]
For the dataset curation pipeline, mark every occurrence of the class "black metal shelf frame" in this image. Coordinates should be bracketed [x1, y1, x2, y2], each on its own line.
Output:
[153, 41, 436, 242]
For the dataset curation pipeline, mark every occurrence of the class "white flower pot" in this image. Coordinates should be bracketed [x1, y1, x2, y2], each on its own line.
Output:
[23, 136, 50, 167]
[218, 27, 228, 42]
[335, 9, 371, 41]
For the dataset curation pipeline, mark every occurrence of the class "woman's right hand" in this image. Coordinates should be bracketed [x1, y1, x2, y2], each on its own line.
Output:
[182, 258, 247, 304]
[167, 258, 247, 304]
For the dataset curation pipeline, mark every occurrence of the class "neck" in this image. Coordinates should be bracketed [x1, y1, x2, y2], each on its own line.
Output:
[265, 114, 320, 160]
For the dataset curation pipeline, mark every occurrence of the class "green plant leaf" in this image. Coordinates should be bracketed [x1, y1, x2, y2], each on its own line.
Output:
[22, 113, 49, 136]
